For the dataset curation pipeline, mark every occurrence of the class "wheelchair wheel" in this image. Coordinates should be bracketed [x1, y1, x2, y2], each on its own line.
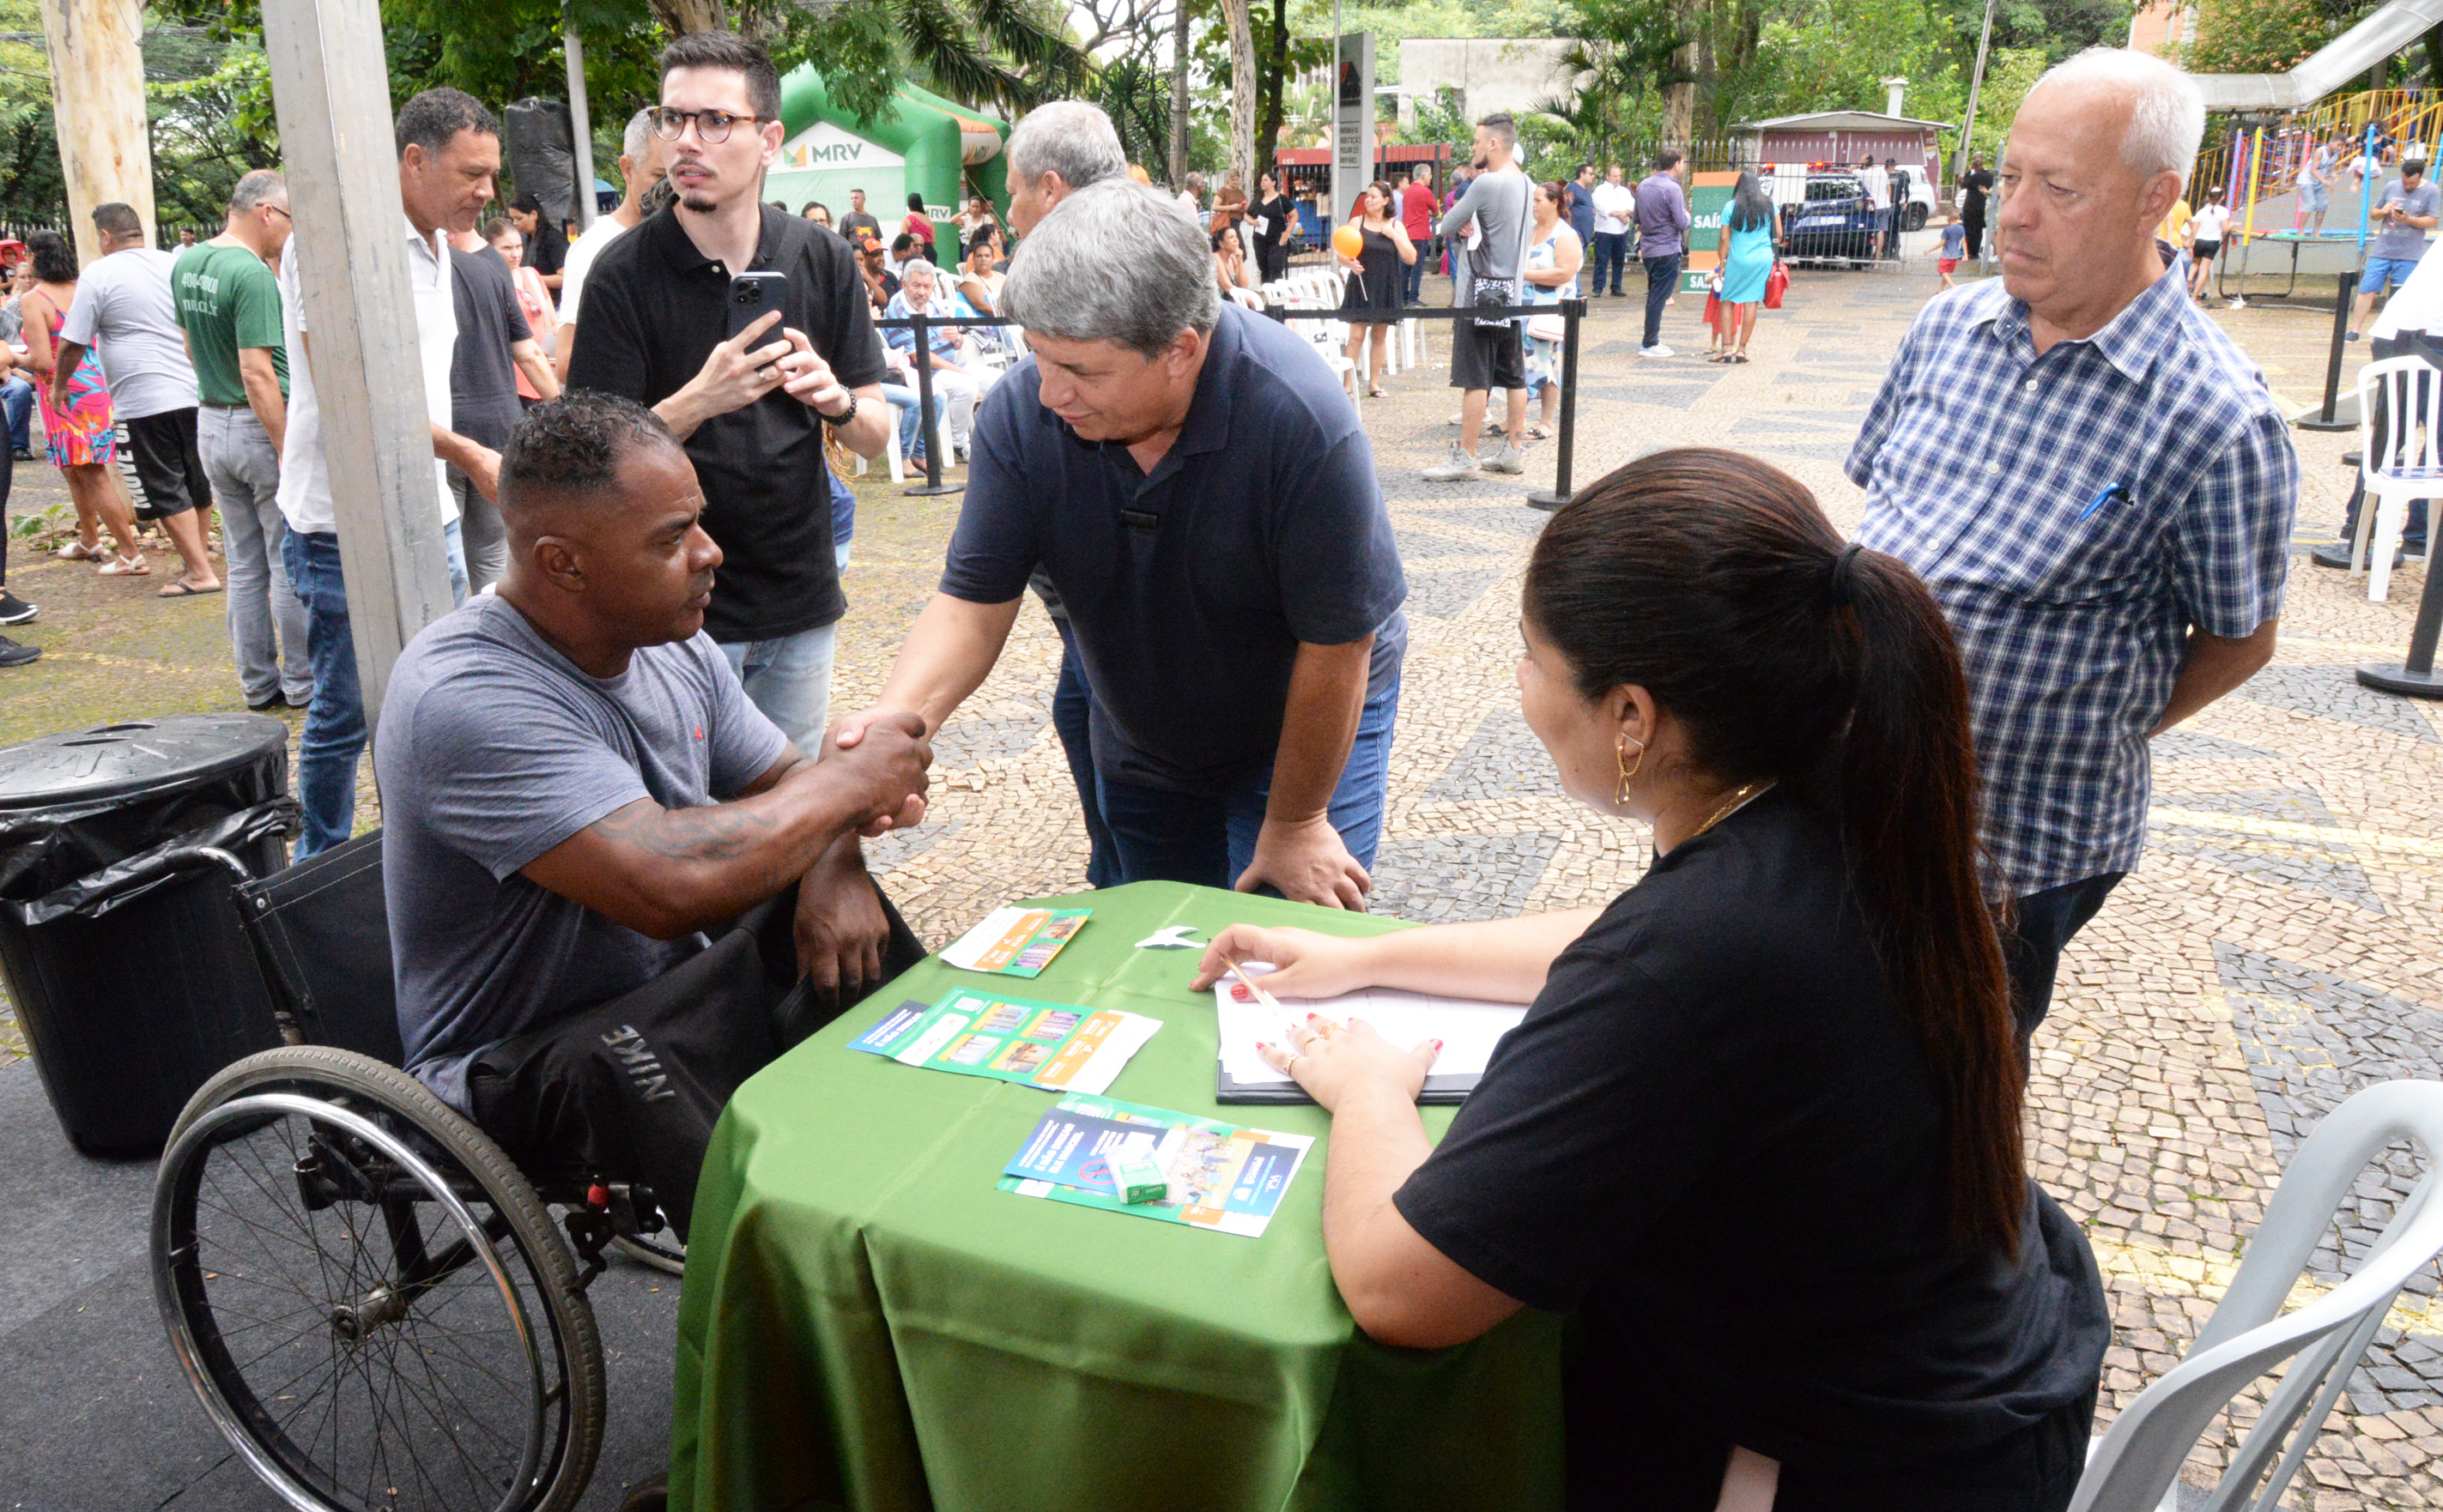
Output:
[152, 1047, 604, 1512]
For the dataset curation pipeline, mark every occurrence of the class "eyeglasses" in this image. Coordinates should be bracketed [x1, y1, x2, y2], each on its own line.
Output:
[265, 206, 292, 221]
[651, 106, 766, 144]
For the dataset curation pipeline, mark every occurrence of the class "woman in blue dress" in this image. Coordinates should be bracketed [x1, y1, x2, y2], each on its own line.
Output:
[1711, 171, 1776, 365]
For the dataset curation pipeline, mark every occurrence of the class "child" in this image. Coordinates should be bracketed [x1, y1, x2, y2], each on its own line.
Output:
[1926, 209, 1967, 290]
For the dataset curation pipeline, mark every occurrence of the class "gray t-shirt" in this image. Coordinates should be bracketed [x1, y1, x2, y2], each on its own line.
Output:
[57, 247, 198, 420]
[375, 594, 791, 1110]
[2373, 178, 2442, 260]
[1440, 166, 1531, 283]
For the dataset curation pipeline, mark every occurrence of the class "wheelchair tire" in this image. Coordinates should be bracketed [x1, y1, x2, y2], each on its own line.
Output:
[152, 1046, 605, 1512]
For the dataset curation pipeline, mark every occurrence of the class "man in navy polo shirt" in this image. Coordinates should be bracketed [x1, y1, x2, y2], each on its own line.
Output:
[835, 178, 1407, 907]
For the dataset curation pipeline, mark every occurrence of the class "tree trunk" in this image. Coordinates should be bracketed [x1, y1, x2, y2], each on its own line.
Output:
[39, 0, 155, 264]
[1664, 46, 1697, 147]
[1168, 0, 1191, 185]
[648, 0, 729, 33]
[1255, 0, 1288, 173]
[1222, 0, 1256, 194]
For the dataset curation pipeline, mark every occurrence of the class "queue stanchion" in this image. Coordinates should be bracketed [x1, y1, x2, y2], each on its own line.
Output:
[2357, 560, 2443, 698]
[904, 306, 962, 497]
[1528, 296, 1586, 511]
[2299, 269, 2359, 432]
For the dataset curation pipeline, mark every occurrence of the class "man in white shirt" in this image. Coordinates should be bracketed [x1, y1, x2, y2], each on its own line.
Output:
[278, 87, 509, 858]
[1589, 164, 1635, 297]
[53, 202, 221, 595]
[553, 107, 668, 383]
[1856, 155, 1892, 257]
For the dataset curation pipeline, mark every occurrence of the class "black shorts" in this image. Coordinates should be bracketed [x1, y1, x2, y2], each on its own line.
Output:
[2191, 239, 2221, 261]
[122, 407, 210, 520]
[464, 881, 924, 1240]
[1450, 318, 1527, 392]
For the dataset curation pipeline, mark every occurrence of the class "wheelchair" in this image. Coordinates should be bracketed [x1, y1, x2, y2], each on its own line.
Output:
[149, 830, 686, 1512]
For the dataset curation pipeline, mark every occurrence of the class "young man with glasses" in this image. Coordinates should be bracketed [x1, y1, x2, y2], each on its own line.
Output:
[567, 30, 894, 995]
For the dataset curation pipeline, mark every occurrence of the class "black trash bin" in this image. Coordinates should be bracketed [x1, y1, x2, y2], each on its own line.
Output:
[0, 716, 298, 1153]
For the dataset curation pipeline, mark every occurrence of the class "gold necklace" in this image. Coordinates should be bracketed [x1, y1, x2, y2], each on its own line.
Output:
[1688, 779, 1774, 841]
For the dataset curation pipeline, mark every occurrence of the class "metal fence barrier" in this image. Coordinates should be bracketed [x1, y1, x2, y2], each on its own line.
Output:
[870, 296, 1587, 511]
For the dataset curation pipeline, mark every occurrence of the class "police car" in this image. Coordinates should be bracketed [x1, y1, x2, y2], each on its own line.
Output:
[1778, 172, 1882, 265]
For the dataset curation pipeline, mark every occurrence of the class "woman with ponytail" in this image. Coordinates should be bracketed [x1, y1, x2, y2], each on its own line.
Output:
[1193, 448, 2107, 1510]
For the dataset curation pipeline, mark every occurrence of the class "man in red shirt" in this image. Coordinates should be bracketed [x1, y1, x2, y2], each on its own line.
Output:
[1399, 163, 1437, 303]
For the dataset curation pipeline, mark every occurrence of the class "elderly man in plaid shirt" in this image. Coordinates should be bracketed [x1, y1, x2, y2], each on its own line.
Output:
[1849, 47, 2297, 1045]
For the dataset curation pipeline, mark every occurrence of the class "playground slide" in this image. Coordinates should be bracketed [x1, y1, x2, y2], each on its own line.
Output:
[2193, 0, 2443, 112]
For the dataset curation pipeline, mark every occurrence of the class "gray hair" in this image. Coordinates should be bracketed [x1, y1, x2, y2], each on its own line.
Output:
[900, 257, 939, 284]
[228, 168, 285, 215]
[1001, 178, 1219, 356]
[623, 106, 655, 164]
[1005, 100, 1126, 193]
[2028, 46, 2204, 183]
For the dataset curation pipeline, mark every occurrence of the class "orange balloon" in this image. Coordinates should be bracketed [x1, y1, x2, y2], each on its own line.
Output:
[1332, 223, 1364, 259]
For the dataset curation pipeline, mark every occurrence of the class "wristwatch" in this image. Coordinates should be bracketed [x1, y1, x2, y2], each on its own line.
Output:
[819, 393, 860, 426]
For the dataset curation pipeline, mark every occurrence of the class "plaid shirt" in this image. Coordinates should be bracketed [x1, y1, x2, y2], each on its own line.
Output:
[1848, 258, 2296, 897]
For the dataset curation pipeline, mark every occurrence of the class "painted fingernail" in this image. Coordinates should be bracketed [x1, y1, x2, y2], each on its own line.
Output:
[1232, 984, 1251, 1000]
[1305, 1013, 1318, 1022]
[1433, 1038, 1445, 1051]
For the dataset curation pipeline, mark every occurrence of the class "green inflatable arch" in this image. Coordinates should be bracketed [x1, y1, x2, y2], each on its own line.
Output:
[765, 66, 1009, 250]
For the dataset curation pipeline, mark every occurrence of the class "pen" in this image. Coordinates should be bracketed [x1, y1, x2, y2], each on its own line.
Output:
[2077, 481, 2130, 523]
[1222, 959, 1307, 1045]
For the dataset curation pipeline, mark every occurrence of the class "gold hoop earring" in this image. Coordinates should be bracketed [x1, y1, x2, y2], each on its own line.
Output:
[1615, 734, 1646, 805]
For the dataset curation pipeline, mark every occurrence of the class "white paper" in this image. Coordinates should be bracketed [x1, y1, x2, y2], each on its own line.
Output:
[1213, 962, 1528, 1086]
[1061, 1012, 1162, 1095]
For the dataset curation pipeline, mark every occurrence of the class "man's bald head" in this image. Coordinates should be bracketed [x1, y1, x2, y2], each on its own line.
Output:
[497, 393, 723, 651]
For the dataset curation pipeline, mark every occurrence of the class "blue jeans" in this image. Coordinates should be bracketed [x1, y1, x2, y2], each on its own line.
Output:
[1093, 674, 1400, 891]
[1591, 231, 1630, 294]
[1641, 251, 1682, 348]
[1401, 248, 1426, 305]
[719, 623, 837, 750]
[1050, 618, 1118, 889]
[282, 529, 366, 859]
[881, 382, 946, 460]
[1, 374, 31, 453]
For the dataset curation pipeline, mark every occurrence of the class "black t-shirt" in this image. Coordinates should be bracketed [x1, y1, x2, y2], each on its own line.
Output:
[1260, 194, 1296, 248]
[1395, 790, 2107, 1479]
[524, 219, 567, 278]
[448, 246, 532, 451]
[938, 302, 1408, 793]
[568, 204, 890, 642]
[1961, 168, 1995, 216]
[840, 210, 883, 246]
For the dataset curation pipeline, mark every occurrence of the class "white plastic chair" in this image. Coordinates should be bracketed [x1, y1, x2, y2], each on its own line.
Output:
[2070, 1080, 2443, 1512]
[2351, 355, 2442, 602]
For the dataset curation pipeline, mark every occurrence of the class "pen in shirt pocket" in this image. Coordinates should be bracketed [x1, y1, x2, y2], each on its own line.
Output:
[2077, 481, 2131, 523]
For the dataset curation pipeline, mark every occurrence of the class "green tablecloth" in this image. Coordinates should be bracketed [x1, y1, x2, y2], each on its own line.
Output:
[669, 880, 1565, 1512]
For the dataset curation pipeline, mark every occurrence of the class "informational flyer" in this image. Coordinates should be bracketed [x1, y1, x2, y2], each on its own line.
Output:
[998, 1093, 1313, 1237]
[941, 905, 1092, 977]
[848, 989, 1159, 1095]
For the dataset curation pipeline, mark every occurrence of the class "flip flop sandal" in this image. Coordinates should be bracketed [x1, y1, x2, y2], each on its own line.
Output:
[97, 553, 149, 576]
[1526, 423, 1555, 440]
[157, 579, 223, 597]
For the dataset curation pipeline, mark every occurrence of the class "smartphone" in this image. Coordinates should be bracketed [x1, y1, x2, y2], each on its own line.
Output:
[725, 271, 791, 345]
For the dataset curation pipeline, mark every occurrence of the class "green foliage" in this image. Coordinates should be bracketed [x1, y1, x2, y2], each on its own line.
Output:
[2185, 0, 2371, 73]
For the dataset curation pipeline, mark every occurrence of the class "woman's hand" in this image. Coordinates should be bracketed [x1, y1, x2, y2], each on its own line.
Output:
[1190, 924, 1379, 1000]
[1259, 1014, 1439, 1114]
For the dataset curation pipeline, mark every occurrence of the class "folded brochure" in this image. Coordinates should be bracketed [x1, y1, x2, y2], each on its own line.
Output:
[1000, 1093, 1312, 1237]
[849, 988, 1158, 1095]
[941, 905, 1090, 977]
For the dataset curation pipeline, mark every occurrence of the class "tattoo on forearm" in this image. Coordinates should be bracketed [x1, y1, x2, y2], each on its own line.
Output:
[591, 801, 780, 862]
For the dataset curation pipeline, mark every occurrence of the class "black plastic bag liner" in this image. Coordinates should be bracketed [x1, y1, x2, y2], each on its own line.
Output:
[12, 798, 294, 925]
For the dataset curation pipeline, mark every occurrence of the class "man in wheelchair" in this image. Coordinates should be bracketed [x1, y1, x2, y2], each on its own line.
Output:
[374, 390, 933, 1239]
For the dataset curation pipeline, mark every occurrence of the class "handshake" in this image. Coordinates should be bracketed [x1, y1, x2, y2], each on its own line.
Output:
[807, 707, 938, 837]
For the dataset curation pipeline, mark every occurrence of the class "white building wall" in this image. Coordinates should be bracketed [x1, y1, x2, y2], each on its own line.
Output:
[1396, 39, 1587, 127]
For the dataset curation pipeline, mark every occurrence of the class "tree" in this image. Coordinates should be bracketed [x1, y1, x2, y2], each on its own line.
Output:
[1221, 0, 1256, 192]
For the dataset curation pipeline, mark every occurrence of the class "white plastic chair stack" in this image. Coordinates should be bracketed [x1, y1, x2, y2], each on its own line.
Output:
[2351, 355, 2443, 602]
[2070, 1080, 2443, 1512]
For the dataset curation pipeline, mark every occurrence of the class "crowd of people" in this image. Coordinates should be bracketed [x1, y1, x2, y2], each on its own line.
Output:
[0, 29, 2331, 1512]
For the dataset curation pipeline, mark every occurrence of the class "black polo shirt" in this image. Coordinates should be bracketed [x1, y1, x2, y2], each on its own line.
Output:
[939, 302, 1407, 793]
[1394, 789, 2108, 1487]
[448, 245, 530, 451]
[568, 204, 889, 643]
